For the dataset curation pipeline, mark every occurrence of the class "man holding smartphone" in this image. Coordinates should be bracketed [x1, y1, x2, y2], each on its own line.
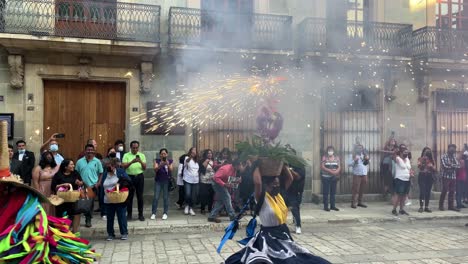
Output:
[122, 141, 147, 221]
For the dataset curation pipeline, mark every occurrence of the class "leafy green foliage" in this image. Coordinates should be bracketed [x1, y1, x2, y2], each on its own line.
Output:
[236, 135, 307, 168]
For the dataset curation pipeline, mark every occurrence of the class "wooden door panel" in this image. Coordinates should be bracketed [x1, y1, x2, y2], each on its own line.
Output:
[44, 80, 125, 161]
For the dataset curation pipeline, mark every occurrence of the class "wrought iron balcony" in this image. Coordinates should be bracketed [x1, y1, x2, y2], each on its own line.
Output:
[413, 26, 468, 59]
[0, 0, 160, 42]
[298, 18, 412, 57]
[168, 7, 292, 51]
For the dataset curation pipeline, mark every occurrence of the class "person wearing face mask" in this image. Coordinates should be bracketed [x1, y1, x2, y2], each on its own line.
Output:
[114, 139, 126, 162]
[102, 158, 131, 241]
[348, 139, 370, 209]
[40, 133, 64, 165]
[439, 144, 460, 211]
[321, 146, 341, 212]
[417, 147, 436, 213]
[97, 147, 119, 218]
[223, 166, 331, 264]
[208, 159, 244, 223]
[32, 151, 60, 216]
[391, 149, 413, 216]
[13, 140, 35, 185]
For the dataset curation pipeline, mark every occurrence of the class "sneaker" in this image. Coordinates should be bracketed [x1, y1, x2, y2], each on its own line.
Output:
[102, 215, 107, 221]
[295, 227, 302, 234]
[324, 208, 330, 212]
[392, 209, 398, 216]
[121, 235, 128, 240]
[449, 207, 461, 212]
[405, 199, 412, 206]
[399, 210, 409, 215]
[150, 214, 156, 220]
[424, 208, 432, 213]
[184, 206, 189, 215]
[85, 219, 92, 228]
[331, 207, 340, 211]
[138, 215, 145, 221]
[208, 217, 221, 223]
[357, 203, 368, 208]
[106, 236, 114, 241]
[189, 208, 196, 216]
[162, 213, 168, 220]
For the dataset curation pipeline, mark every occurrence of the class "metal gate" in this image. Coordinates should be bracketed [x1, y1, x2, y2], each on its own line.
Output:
[195, 116, 255, 153]
[321, 110, 382, 194]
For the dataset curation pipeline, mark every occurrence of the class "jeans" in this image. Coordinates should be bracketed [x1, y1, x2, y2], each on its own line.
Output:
[456, 180, 466, 208]
[439, 178, 456, 209]
[418, 172, 433, 208]
[176, 185, 185, 206]
[352, 175, 368, 205]
[152, 181, 169, 214]
[184, 181, 198, 208]
[322, 176, 337, 209]
[209, 182, 235, 218]
[199, 182, 214, 211]
[286, 191, 303, 227]
[84, 186, 97, 222]
[106, 203, 128, 237]
[127, 174, 145, 218]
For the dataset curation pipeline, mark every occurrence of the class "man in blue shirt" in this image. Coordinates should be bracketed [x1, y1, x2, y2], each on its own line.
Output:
[76, 144, 103, 227]
[349, 139, 370, 209]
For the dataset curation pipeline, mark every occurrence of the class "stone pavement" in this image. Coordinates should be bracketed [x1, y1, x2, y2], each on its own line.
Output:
[80, 199, 468, 238]
[91, 219, 468, 264]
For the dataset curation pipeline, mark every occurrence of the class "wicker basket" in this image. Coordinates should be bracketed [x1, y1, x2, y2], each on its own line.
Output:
[57, 184, 81, 202]
[105, 184, 129, 204]
[258, 157, 283, 177]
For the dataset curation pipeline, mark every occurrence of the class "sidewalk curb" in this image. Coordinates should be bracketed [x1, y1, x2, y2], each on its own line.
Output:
[79, 214, 468, 237]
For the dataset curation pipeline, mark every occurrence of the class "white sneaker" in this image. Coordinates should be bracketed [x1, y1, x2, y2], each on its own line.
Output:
[162, 213, 168, 220]
[189, 208, 196, 216]
[296, 227, 302, 234]
[405, 199, 412, 206]
[102, 215, 107, 221]
[150, 214, 156, 220]
[184, 206, 189, 215]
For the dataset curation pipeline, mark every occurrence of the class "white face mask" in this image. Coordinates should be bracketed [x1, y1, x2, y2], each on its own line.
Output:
[117, 146, 124, 152]
[328, 151, 334, 156]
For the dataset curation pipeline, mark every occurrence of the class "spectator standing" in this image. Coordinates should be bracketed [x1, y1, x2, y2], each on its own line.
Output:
[40, 133, 64, 165]
[12, 140, 35, 185]
[348, 139, 370, 209]
[199, 149, 216, 214]
[8, 144, 21, 175]
[417, 147, 436, 213]
[321, 146, 341, 212]
[122, 140, 147, 221]
[392, 149, 413, 216]
[183, 147, 199, 216]
[439, 144, 460, 211]
[76, 144, 103, 227]
[103, 158, 131, 241]
[151, 148, 173, 220]
[32, 151, 60, 216]
[51, 159, 83, 233]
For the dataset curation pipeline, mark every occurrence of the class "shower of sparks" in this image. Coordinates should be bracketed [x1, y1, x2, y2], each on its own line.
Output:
[131, 74, 287, 135]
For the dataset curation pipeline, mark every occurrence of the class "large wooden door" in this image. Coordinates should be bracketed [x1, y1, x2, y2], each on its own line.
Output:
[43, 80, 126, 160]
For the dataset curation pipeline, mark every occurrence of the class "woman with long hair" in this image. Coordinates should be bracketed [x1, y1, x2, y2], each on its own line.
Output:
[223, 165, 331, 263]
[199, 149, 216, 214]
[417, 147, 436, 213]
[51, 159, 83, 232]
[32, 151, 59, 215]
[183, 147, 199, 216]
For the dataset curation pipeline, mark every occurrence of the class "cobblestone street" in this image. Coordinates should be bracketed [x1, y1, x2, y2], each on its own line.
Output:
[92, 219, 468, 264]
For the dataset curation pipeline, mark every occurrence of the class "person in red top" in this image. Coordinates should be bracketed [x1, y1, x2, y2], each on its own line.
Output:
[456, 153, 467, 209]
[208, 160, 244, 223]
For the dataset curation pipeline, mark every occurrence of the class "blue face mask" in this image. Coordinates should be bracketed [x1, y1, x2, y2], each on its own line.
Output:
[50, 144, 59, 152]
[18, 149, 26, 154]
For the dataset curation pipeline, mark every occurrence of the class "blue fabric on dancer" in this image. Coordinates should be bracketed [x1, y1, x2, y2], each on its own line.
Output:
[237, 217, 257, 246]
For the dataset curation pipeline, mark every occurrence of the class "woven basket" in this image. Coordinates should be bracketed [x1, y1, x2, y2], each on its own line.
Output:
[57, 184, 80, 202]
[258, 157, 283, 177]
[105, 184, 129, 204]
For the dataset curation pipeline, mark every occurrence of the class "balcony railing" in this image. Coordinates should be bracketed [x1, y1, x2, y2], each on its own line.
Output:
[413, 26, 468, 59]
[0, 0, 160, 42]
[298, 18, 412, 57]
[168, 7, 292, 51]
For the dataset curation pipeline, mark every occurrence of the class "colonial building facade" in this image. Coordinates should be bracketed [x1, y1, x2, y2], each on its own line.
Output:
[0, 0, 466, 200]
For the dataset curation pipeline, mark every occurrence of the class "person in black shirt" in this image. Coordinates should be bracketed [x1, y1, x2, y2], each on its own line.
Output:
[51, 159, 84, 233]
[286, 164, 306, 234]
[238, 156, 259, 215]
[12, 140, 35, 185]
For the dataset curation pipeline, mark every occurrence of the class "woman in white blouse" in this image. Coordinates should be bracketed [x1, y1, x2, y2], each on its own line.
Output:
[392, 148, 413, 216]
[183, 147, 199, 216]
